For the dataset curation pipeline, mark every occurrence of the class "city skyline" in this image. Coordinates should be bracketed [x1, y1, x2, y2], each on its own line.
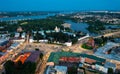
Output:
[0, 0, 120, 11]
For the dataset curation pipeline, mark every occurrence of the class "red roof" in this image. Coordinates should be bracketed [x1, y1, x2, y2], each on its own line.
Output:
[85, 58, 96, 64]
[59, 57, 81, 63]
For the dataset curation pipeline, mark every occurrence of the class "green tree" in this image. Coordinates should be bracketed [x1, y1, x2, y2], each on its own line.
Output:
[10, 33, 15, 37]
[4, 60, 15, 74]
[82, 43, 93, 50]
[108, 68, 114, 74]
[35, 48, 39, 51]
[39, 53, 44, 60]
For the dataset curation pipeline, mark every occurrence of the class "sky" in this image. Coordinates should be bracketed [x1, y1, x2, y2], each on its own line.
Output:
[0, 0, 120, 11]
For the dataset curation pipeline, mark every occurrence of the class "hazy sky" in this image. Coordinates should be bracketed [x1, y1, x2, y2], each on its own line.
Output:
[0, 0, 120, 11]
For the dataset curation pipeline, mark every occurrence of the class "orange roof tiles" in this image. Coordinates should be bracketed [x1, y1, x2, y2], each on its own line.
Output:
[14, 52, 31, 64]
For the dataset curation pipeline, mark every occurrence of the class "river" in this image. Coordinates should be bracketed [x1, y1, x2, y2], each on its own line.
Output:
[0, 13, 119, 36]
[65, 20, 89, 33]
[0, 13, 55, 22]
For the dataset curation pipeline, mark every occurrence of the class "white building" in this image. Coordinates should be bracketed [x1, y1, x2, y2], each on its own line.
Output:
[64, 42, 72, 46]
[95, 64, 108, 73]
[55, 26, 60, 32]
[15, 33, 20, 38]
[21, 32, 26, 39]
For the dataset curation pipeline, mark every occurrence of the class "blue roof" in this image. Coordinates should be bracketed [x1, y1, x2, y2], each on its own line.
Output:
[0, 40, 9, 46]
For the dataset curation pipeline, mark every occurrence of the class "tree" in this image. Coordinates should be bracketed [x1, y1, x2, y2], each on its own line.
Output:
[108, 68, 114, 74]
[39, 53, 44, 60]
[33, 31, 44, 42]
[4, 60, 15, 74]
[10, 33, 15, 37]
[4, 60, 37, 74]
[68, 67, 77, 74]
[35, 48, 39, 51]
[81, 43, 93, 50]
[15, 61, 22, 69]
[72, 38, 78, 44]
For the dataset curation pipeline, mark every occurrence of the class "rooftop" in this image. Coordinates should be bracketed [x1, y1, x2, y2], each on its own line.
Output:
[0, 39, 9, 46]
[55, 65, 67, 72]
[14, 52, 31, 64]
[95, 42, 120, 61]
[104, 62, 116, 69]
[47, 52, 105, 64]
[25, 51, 40, 63]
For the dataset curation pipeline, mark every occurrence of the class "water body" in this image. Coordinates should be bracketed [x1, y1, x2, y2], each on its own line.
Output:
[65, 20, 89, 33]
[0, 13, 55, 22]
[65, 20, 100, 36]
[105, 25, 120, 29]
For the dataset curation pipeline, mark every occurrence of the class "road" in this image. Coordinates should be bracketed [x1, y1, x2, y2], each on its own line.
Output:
[34, 31, 120, 74]
[24, 43, 62, 74]
[94, 31, 120, 38]
[24, 38, 92, 74]
[1, 30, 120, 74]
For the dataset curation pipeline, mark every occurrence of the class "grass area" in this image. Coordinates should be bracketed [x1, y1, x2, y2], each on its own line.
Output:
[81, 43, 93, 50]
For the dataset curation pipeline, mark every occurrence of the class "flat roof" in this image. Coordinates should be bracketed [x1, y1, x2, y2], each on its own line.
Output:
[25, 51, 40, 63]
[55, 65, 67, 72]
[47, 52, 106, 64]
[0, 39, 9, 46]
[95, 42, 120, 61]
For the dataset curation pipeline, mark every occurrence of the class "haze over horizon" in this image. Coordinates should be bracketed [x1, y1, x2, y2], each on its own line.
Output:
[0, 0, 120, 11]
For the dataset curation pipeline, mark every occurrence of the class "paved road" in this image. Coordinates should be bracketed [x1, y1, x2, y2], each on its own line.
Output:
[94, 31, 120, 38]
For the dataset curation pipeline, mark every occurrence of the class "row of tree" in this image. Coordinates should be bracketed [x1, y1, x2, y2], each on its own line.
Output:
[4, 60, 36, 74]
[0, 18, 64, 33]
[33, 31, 78, 44]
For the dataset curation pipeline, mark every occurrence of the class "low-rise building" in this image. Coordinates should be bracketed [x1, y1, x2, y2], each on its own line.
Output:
[25, 51, 41, 63]
[104, 62, 116, 72]
[64, 42, 72, 46]
[0, 39, 12, 51]
[95, 64, 108, 73]
[45, 66, 67, 74]
[95, 42, 120, 61]
[54, 66, 67, 74]
[13, 51, 41, 64]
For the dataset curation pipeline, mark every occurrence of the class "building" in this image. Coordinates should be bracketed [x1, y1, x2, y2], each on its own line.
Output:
[14, 52, 31, 64]
[54, 66, 67, 74]
[0, 39, 12, 51]
[95, 42, 120, 61]
[104, 62, 116, 72]
[54, 26, 60, 32]
[61, 23, 71, 28]
[15, 33, 20, 38]
[47, 52, 108, 74]
[86, 37, 95, 48]
[95, 64, 108, 73]
[84, 58, 96, 64]
[0, 52, 9, 64]
[17, 26, 23, 32]
[13, 51, 41, 64]
[25, 51, 41, 63]
[59, 57, 80, 63]
[46, 66, 56, 74]
[64, 42, 72, 46]
[45, 66, 67, 74]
